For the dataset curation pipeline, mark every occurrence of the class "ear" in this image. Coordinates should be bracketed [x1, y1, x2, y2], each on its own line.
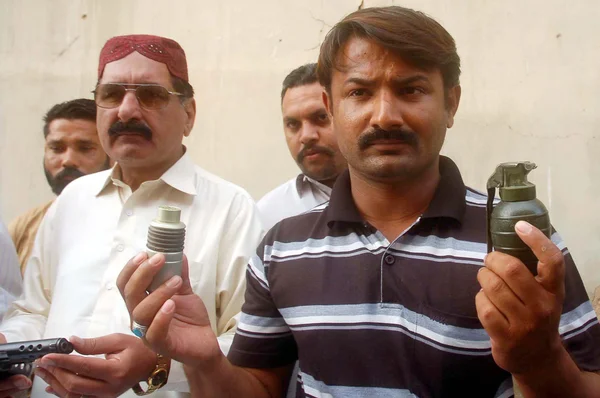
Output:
[182, 98, 196, 137]
[322, 90, 333, 117]
[445, 85, 461, 128]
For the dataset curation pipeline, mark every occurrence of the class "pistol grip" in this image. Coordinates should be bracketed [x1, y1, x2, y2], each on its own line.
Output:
[0, 363, 33, 380]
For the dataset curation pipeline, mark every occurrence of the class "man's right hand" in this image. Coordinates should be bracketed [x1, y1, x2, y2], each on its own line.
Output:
[116, 252, 222, 368]
[118, 253, 292, 398]
[0, 333, 33, 397]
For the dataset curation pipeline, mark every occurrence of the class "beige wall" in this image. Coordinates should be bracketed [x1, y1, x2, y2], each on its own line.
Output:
[1, 0, 598, 293]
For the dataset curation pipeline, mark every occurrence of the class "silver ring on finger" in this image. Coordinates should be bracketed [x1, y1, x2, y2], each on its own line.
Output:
[131, 320, 148, 338]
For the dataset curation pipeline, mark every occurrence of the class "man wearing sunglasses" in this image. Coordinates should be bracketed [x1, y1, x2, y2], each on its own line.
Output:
[0, 35, 263, 398]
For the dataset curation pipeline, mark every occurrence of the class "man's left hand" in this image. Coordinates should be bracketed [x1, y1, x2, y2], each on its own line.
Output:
[476, 220, 566, 375]
[34, 333, 157, 397]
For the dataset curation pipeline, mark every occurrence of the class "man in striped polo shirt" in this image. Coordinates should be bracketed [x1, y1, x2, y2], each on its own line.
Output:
[118, 6, 600, 397]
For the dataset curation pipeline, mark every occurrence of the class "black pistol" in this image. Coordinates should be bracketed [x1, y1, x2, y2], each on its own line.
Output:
[0, 338, 73, 380]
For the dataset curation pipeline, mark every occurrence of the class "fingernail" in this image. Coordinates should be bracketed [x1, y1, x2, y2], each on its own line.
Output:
[133, 252, 146, 265]
[69, 335, 82, 345]
[14, 378, 31, 389]
[515, 221, 532, 234]
[148, 253, 163, 266]
[161, 299, 175, 314]
[166, 275, 182, 288]
[41, 359, 56, 367]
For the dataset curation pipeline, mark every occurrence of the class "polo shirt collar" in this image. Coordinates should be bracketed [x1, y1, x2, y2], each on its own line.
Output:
[325, 155, 466, 226]
[295, 174, 333, 198]
[421, 156, 466, 222]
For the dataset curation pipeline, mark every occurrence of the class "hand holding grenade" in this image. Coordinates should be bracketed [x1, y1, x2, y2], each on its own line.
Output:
[486, 162, 552, 275]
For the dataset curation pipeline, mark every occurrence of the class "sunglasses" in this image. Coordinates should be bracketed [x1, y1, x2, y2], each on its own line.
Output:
[92, 83, 184, 110]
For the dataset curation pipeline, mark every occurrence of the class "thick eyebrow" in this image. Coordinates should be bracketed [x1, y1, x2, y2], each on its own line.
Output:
[344, 74, 431, 87]
[75, 139, 98, 146]
[309, 109, 328, 119]
[343, 77, 376, 88]
[283, 108, 327, 123]
[391, 74, 432, 86]
[46, 139, 97, 146]
[283, 116, 299, 124]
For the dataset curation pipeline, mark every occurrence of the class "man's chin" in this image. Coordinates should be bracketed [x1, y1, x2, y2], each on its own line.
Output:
[51, 182, 70, 195]
[355, 157, 426, 181]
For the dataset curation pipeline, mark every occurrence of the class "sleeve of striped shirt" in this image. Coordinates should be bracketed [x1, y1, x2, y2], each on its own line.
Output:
[227, 237, 298, 368]
[555, 233, 600, 372]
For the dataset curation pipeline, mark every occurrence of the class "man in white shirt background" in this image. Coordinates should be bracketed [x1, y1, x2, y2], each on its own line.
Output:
[9, 98, 111, 273]
[257, 63, 347, 230]
[256, 63, 347, 397]
[0, 34, 263, 398]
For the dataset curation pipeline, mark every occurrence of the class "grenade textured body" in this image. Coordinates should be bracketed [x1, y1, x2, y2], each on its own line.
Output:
[490, 198, 551, 274]
[146, 206, 186, 292]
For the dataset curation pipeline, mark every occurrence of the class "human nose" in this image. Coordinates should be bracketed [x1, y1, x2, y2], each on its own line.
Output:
[299, 122, 319, 146]
[60, 147, 81, 169]
[117, 89, 143, 122]
[370, 89, 404, 131]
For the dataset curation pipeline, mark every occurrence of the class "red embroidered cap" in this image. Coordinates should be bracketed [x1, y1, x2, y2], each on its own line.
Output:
[98, 34, 188, 82]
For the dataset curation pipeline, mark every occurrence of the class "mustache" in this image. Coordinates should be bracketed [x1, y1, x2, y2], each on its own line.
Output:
[297, 144, 335, 163]
[108, 120, 152, 140]
[54, 166, 85, 182]
[358, 128, 418, 150]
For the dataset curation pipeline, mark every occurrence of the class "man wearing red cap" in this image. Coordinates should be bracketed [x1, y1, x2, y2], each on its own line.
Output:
[0, 35, 263, 398]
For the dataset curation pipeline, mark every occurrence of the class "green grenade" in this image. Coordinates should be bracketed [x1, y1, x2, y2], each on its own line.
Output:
[486, 162, 552, 275]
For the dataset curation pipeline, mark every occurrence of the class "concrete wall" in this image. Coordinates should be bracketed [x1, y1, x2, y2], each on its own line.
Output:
[1, 0, 599, 293]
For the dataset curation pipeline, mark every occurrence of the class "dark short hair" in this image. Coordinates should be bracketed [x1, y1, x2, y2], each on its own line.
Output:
[171, 76, 194, 101]
[43, 99, 97, 138]
[317, 6, 461, 94]
[281, 63, 319, 102]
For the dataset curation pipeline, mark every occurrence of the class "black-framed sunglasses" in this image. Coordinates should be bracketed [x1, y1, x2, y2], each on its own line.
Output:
[92, 83, 184, 110]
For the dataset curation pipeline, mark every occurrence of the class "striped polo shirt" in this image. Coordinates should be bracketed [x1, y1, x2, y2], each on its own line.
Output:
[229, 156, 600, 398]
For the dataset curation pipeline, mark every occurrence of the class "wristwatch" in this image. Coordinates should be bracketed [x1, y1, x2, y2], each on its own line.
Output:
[132, 354, 171, 395]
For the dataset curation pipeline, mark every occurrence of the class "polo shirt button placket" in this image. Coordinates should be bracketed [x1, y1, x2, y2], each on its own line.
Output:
[384, 254, 395, 265]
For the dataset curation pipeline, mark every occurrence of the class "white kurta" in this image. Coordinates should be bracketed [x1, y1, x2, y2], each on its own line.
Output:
[0, 153, 264, 397]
